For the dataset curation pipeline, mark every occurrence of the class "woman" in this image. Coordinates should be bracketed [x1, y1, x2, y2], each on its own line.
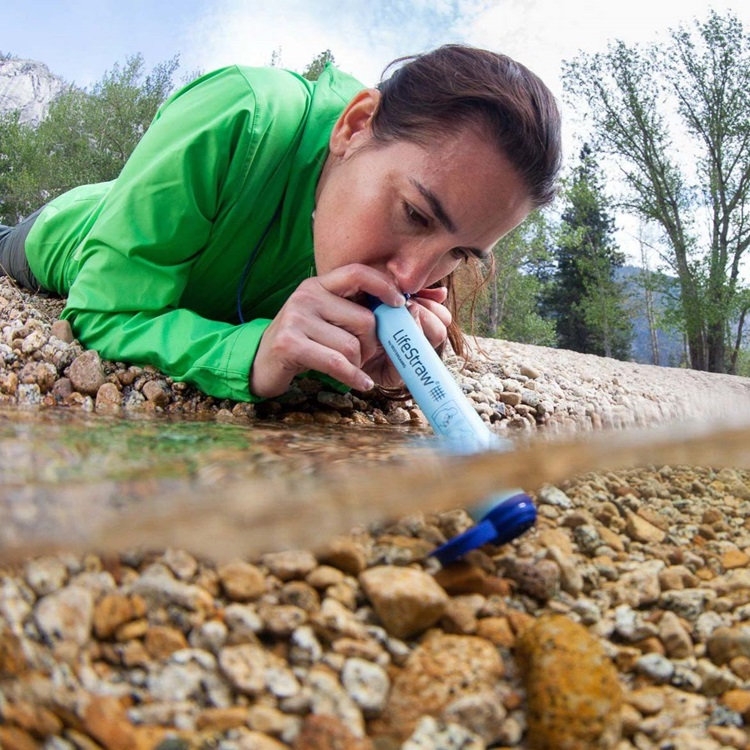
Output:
[0, 45, 561, 402]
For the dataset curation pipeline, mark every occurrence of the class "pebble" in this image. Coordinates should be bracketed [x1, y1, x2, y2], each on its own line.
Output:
[219, 643, 291, 696]
[371, 631, 504, 741]
[508, 558, 560, 601]
[706, 626, 750, 665]
[218, 560, 267, 601]
[261, 550, 317, 581]
[615, 560, 663, 607]
[625, 512, 667, 544]
[49, 318, 74, 343]
[341, 657, 390, 717]
[659, 610, 693, 659]
[537, 484, 573, 508]
[24, 555, 68, 596]
[292, 713, 369, 750]
[359, 565, 449, 639]
[94, 381, 122, 410]
[636, 652, 676, 683]
[92, 592, 140, 639]
[33, 585, 94, 647]
[67, 349, 106, 395]
[402, 716, 484, 749]
[515, 613, 623, 749]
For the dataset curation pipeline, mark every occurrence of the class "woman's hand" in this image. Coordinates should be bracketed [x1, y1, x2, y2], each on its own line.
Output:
[249, 264, 451, 398]
[360, 285, 451, 389]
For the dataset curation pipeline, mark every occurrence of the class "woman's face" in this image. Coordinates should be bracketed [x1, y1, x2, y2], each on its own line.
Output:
[313, 90, 533, 295]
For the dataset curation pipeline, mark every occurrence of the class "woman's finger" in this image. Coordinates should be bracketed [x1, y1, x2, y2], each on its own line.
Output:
[315, 263, 406, 308]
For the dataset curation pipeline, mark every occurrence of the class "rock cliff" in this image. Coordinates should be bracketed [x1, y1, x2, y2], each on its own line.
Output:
[0, 57, 65, 124]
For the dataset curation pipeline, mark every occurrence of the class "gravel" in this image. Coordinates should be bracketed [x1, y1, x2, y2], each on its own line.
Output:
[2, 276, 750, 750]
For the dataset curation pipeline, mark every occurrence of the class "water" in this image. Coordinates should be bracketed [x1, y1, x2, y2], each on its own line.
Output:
[0, 407, 431, 560]
[1, 405, 749, 562]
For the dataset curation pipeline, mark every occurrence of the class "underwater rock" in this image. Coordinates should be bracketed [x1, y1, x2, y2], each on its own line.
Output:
[372, 630, 504, 742]
[515, 613, 623, 749]
[359, 565, 448, 639]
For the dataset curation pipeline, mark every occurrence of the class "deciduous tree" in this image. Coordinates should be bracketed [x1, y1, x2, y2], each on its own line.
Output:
[467, 210, 556, 346]
[563, 10, 750, 372]
[301, 50, 335, 81]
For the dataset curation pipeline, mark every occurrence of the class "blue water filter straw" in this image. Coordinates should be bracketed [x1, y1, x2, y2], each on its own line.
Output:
[368, 296, 537, 564]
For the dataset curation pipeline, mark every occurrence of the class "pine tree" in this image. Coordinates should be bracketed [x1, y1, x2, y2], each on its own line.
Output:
[545, 145, 632, 359]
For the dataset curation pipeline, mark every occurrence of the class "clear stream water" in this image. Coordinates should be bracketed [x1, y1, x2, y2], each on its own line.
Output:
[1, 406, 749, 562]
[0, 407, 429, 559]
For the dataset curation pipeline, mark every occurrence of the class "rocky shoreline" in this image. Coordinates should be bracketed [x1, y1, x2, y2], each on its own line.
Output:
[2, 276, 750, 750]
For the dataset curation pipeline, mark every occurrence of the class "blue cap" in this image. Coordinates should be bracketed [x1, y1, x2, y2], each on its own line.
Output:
[430, 493, 537, 565]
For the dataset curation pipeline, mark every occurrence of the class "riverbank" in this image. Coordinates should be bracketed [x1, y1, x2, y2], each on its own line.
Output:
[2, 276, 750, 749]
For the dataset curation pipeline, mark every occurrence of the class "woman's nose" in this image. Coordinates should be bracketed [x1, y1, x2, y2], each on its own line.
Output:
[386, 259, 430, 295]
[386, 245, 450, 295]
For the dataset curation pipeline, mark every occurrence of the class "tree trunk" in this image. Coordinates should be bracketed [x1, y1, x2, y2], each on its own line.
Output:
[707, 320, 726, 373]
[729, 306, 747, 375]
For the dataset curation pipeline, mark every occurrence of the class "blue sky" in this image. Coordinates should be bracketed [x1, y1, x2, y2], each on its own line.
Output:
[6, 0, 750, 97]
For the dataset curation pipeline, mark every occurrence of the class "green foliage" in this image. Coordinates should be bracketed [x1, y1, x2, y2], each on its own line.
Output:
[544, 146, 632, 359]
[496, 270, 556, 346]
[563, 10, 750, 373]
[0, 54, 180, 224]
[471, 210, 556, 346]
[735, 349, 750, 377]
[301, 50, 335, 81]
[88, 55, 179, 165]
[728, 287, 750, 374]
[0, 110, 41, 224]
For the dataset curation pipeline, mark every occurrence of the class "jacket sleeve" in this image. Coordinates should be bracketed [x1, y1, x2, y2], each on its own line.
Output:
[60, 68, 287, 402]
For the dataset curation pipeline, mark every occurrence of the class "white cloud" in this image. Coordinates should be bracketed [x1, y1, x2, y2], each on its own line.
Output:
[183, 0, 746, 101]
[184, 0, 748, 99]
[184, 0, 501, 84]
[464, 0, 750, 98]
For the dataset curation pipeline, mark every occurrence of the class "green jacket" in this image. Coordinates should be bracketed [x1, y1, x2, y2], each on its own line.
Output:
[25, 65, 364, 402]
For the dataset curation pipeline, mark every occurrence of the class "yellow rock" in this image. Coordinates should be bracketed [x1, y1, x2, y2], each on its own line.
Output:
[0, 630, 29, 676]
[515, 614, 623, 750]
[372, 630, 504, 740]
[721, 548, 750, 570]
[721, 688, 750, 720]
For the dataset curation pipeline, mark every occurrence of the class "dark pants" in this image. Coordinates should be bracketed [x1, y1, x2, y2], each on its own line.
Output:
[0, 208, 43, 291]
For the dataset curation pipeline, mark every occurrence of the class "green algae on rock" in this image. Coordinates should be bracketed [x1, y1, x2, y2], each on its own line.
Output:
[515, 613, 623, 749]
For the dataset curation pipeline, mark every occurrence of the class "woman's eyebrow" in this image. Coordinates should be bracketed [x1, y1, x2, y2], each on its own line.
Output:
[410, 177, 490, 259]
[410, 178, 457, 233]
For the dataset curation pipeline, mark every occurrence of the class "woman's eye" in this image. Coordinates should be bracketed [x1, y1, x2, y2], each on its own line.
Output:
[405, 203, 429, 228]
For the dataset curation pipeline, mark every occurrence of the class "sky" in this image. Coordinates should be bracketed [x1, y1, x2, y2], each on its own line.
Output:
[5, 0, 750, 146]
[5, 0, 749, 97]
[4, 0, 750, 267]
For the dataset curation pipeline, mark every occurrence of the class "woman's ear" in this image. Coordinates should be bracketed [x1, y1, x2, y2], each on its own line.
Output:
[329, 89, 381, 156]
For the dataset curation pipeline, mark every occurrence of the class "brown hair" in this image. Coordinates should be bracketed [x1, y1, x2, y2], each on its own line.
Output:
[374, 45, 562, 358]
[374, 44, 562, 209]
